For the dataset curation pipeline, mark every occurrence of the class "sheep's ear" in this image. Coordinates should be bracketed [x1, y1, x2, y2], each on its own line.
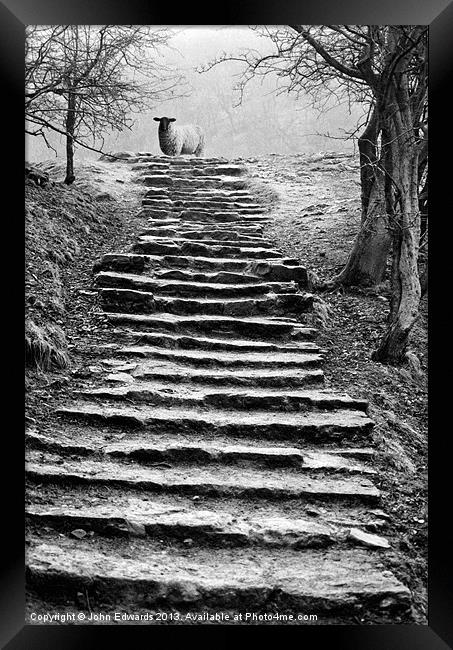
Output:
[153, 117, 161, 121]
[169, 118, 176, 122]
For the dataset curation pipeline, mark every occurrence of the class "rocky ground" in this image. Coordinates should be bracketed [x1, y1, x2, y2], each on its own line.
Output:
[25, 151, 427, 624]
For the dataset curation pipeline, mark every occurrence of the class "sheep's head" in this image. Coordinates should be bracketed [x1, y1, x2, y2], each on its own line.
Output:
[154, 117, 176, 132]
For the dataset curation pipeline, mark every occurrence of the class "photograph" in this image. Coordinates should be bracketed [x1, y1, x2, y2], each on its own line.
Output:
[20, 19, 434, 637]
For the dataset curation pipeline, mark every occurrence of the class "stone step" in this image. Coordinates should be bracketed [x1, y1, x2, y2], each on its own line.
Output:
[164, 216, 263, 226]
[149, 218, 263, 228]
[140, 205, 264, 216]
[143, 209, 268, 222]
[101, 344, 323, 369]
[141, 176, 248, 191]
[26, 538, 410, 619]
[138, 227, 266, 241]
[95, 271, 297, 298]
[141, 196, 256, 209]
[170, 194, 258, 203]
[105, 312, 313, 340]
[143, 198, 258, 210]
[101, 358, 325, 388]
[141, 175, 230, 187]
[141, 196, 262, 206]
[109, 329, 318, 351]
[25, 478, 391, 538]
[25, 503, 333, 548]
[140, 227, 264, 239]
[132, 240, 282, 259]
[99, 288, 314, 318]
[132, 162, 170, 170]
[141, 196, 174, 204]
[94, 254, 308, 285]
[78, 384, 366, 413]
[142, 199, 263, 212]
[142, 210, 267, 224]
[137, 168, 209, 177]
[26, 428, 376, 472]
[142, 214, 268, 227]
[139, 168, 240, 176]
[145, 208, 269, 228]
[144, 188, 256, 201]
[27, 450, 379, 502]
[54, 402, 373, 443]
[137, 235, 273, 249]
[139, 164, 247, 177]
[142, 208, 273, 222]
[136, 154, 227, 161]
[132, 155, 228, 164]
[141, 216, 263, 226]
[142, 194, 260, 206]
[151, 267, 307, 285]
[27, 495, 386, 549]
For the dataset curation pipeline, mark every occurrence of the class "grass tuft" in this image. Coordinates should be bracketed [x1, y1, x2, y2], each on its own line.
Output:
[244, 177, 280, 210]
[25, 319, 70, 371]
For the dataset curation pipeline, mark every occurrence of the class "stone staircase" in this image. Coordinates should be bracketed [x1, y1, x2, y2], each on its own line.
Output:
[26, 154, 411, 624]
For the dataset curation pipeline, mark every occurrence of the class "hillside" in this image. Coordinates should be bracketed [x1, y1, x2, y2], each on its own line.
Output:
[25, 152, 427, 622]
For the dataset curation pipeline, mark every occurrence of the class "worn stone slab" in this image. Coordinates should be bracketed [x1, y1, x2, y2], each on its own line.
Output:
[132, 239, 283, 259]
[99, 288, 314, 318]
[27, 504, 336, 547]
[94, 254, 308, 285]
[98, 358, 325, 388]
[137, 235, 275, 249]
[105, 311, 313, 340]
[79, 384, 367, 414]
[104, 344, 323, 369]
[27, 539, 410, 616]
[109, 329, 318, 351]
[27, 450, 379, 502]
[141, 227, 264, 240]
[125, 364, 324, 388]
[144, 192, 256, 205]
[55, 402, 373, 443]
[152, 265, 308, 285]
[94, 271, 297, 298]
[26, 429, 375, 473]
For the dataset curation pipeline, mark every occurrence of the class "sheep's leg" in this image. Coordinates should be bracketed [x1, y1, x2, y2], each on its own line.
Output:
[194, 143, 205, 158]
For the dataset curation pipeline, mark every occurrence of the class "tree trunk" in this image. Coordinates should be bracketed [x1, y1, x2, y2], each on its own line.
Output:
[419, 170, 428, 241]
[420, 261, 428, 297]
[327, 111, 392, 288]
[372, 199, 421, 363]
[64, 90, 76, 185]
[332, 170, 391, 287]
[418, 135, 428, 241]
[372, 98, 422, 363]
[358, 106, 380, 221]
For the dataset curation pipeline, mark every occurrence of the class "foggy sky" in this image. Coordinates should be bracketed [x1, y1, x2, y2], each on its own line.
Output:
[26, 26, 364, 163]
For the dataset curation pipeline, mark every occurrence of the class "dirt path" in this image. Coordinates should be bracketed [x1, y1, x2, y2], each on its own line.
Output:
[26, 154, 419, 624]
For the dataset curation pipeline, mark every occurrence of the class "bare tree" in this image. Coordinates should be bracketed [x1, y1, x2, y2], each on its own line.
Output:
[26, 25, 185, 183]
[200, 25, 428, 364]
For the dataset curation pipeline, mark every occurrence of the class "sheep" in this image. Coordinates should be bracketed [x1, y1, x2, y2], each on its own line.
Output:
[153, 117, 205, 157]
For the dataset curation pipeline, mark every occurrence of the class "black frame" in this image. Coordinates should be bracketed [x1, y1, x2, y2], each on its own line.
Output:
[3, 0, 452, 646]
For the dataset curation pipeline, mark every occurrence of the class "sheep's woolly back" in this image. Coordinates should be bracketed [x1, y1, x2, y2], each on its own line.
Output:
[158, 123, 205, 157]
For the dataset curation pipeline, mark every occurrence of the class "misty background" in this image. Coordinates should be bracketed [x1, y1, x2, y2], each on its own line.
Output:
[26, 26, 364, 162]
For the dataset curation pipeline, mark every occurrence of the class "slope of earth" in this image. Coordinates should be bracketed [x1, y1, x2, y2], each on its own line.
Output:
[25, 158, 146, 376]
[247, 151, 427, 622]
[25, 151, 424, 625]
